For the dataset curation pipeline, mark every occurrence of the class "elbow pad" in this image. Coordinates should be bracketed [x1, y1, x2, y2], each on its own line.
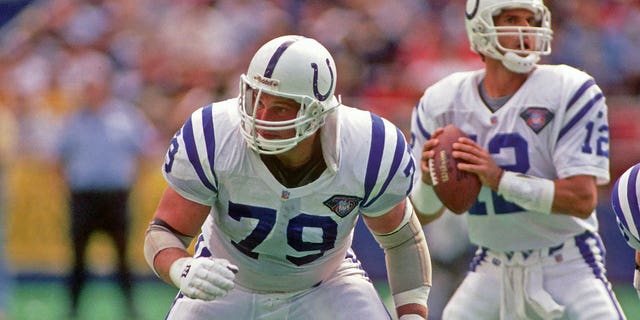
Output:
[371, 204, 432, 299]
[143, 219, 194, 275]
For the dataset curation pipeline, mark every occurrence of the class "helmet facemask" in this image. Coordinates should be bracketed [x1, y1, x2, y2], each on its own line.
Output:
[238, 35, 340, 155]
[239, 74, 338, 155]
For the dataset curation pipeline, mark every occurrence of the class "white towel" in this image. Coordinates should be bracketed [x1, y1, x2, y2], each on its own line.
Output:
[500, 253, 565, 320]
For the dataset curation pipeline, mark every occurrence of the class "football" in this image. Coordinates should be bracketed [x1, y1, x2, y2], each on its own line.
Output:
[429, 125, 481, 214]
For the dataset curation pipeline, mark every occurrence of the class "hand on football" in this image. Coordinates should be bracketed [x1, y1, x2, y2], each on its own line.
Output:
[418, 128, 444, 185]
[169, 257, 238, 300]
[450, 137, 503, 191]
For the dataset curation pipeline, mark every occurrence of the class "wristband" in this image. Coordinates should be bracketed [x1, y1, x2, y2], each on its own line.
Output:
[410, 180, 443, 215]
[399, 315, 425, 320]
[498, 171, 554, 214]
[393, 285, 431, 308]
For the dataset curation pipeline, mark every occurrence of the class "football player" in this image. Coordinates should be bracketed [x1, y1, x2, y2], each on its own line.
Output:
[611, 163, 640, 299]
[144, 35, 432, 320]
[409, 0, 625, 319]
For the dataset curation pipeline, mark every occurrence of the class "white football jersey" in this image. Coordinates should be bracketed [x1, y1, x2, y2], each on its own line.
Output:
[410, 64, 610, 251]
[163, 98, 414, 292]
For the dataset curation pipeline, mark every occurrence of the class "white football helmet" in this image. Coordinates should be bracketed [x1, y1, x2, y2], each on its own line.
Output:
[465, 0, 553, 73]
[611, 163, 640, 251]
[238, 35, 340, 155]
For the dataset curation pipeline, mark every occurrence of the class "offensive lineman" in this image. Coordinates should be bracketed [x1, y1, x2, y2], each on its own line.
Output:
[409, 0, 625, 319]
[143, 35, 432, 319]
[611, 163, 640, 300]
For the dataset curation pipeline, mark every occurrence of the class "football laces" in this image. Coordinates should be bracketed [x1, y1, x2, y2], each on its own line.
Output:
[428, 158, 439, 186]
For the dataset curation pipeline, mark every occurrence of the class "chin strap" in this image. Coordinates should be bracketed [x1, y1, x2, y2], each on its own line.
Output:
[502, 52, 539, 74]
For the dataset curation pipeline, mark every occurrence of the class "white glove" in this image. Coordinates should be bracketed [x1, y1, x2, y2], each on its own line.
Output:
[399, 315, 425, 320]
[169, 257, 238, 300]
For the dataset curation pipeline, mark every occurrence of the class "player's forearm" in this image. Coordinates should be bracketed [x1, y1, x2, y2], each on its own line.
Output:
[497, 171, 597, 218]
[550, 176, 597, 218]
[154, 247, 192, 285]
[410, 180, 446, 224]
[143, 218, 194, 282]
[370, 209, 432, 315]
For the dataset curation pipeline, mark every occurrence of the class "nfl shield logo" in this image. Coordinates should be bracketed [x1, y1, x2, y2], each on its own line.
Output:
[520, 107, 554, 133]
[323, 195, 362, 218]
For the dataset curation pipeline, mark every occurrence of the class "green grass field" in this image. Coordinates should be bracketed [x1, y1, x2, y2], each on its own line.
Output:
[7, 278, 640, 320]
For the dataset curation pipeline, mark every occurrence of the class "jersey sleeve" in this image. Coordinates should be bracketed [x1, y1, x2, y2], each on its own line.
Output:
[162, 105, 219, 205]
[554, 74, 610, 185]
[409, 78, 454, 184]
[359, 113, 416, 217]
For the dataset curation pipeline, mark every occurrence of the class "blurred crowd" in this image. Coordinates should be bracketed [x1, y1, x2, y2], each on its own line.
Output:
[1, 0, 640, 161]
[1, 1, 640, 317]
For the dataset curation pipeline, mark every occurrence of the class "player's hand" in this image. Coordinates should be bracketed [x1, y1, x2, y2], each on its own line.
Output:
[419, 128, 444, 185]
[169, 257, 238, 300]
[451, 137, 503, 191]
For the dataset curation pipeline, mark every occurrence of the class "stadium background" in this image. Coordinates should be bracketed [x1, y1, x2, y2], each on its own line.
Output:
[2, 0, 640, 319]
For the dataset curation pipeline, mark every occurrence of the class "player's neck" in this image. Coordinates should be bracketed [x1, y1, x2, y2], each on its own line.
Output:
[261, 133, 326, 188]
[483, 60, 529, 98]
[274, 132, 321, 170]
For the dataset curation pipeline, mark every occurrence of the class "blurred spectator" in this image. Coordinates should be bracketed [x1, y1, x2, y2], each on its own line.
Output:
[54, 52, 155, 318]
[549, 0, 629, 95]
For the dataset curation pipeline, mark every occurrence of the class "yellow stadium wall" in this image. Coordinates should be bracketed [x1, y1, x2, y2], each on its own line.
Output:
[5, 158, 169, 276]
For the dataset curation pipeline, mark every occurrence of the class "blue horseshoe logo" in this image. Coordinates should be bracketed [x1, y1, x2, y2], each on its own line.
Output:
[311, 58, 334, 101]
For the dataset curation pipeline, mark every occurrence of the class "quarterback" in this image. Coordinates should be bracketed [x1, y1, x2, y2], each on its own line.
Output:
[409, 0, 625, 319]
[144, 35, 432, 319]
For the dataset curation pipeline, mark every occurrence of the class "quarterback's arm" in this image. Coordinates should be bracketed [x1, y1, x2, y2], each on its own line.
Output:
[550, 175, 597, 218]
[452, 137, 597, 218]
[363, 199, 432, 319]
[410, 128, 446, 224]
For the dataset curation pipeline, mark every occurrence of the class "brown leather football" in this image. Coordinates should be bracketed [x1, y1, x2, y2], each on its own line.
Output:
[429, 125, 482, 214]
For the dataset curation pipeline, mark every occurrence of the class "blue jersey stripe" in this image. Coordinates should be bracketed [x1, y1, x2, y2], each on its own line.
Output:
[363, 127, 408, 207]
[201, 106, 219, 190]
[557, 93, 603, 142]
[414, 103, 430, 140]
[611, 179, 626, 230]
[469, 247, 488, 272]
[575, 232, 606, 279]
[566, 79, 595, 112]
[183, 117, 217, 193]
[575, 232, 627, 319]
[362, 114, 385, 206]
